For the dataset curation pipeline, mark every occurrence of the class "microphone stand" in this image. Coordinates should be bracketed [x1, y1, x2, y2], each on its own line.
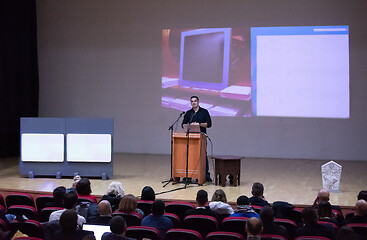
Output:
[162, 111, 185, 187]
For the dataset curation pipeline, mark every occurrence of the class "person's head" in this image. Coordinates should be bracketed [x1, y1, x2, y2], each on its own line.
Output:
[141, 186, 155, 201]
[246, 217, 263, 236]
[260, 206, 275, 225]
[151, 200, 165, 216]
[302, 207, 318, 225]
[106, 181, 125, 198]
[118, 194, 137, 212]
[318, 201, 333, 218]
[211, 189, 227, 203]
[317, 189, 330, 202]
[98, 200, 112, 216]
[190, 96, 199, 109]
[76, 178, 92, 195]
[196, 190, 208, 206]
[251, 182, 264, 198]
[53, 186, 66, 204]
[109, 216, 127, 236]
[60, 210, 78, 233]
[355, 199, 367, 216]
[337, 226, 356, 240]
[357, 190, 367, 201]
[64, 191, 78, 209]
[236, 195, 250, 206]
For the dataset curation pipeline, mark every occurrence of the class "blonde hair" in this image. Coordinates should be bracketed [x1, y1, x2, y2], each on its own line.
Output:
[211, 189, 227, 203]
[106, 181, 125, 197]
[118, 194, 137, 212]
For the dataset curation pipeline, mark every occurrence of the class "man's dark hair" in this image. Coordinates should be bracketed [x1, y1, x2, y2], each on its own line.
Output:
[64, 191, 78, 209]
[236, 195, 249, 206]
[196, 190, 208, 205]
[247, 217, 262, 235]
[141, 186, 155, 201]
[190, 96, 199, 101]
[53, 186, 66, 203]
[152, 200, 165, 216]
[76, 178, 92, 195]
[302, 207, 318, 225]
[318, 201, 332, 218]
[260, 206, 274, 225]
[110, 216, 127, 235]
[337, 226, 356, 240]
[60, 210, 78, 233]
[252, 182, 264, 197]
[357, 190, 367, 201]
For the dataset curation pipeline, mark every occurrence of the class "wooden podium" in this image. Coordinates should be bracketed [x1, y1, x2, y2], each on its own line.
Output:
[172, 132, 206, 185]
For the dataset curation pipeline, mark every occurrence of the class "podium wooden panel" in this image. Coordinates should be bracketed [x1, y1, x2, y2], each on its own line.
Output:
[172, 132, 206, 185]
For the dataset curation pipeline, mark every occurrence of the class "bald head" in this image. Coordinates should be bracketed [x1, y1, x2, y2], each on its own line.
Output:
[98, 200, 112, 215]
[318, 189, 330, 202]
[246, 217, 262, 236]
[355, 200, 367, 216]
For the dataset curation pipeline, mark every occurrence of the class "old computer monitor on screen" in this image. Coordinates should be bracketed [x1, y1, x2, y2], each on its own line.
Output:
[179, 28, 231, 90]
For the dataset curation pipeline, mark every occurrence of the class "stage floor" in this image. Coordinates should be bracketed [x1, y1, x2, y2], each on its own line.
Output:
[0, 153, 366, 207]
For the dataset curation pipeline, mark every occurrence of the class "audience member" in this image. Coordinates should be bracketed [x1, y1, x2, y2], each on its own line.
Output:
[358, 190, 367, 202]
[49, 191, 86, 228]
[342, 199, 367, 225]
[117, 194, 144, 217]
[184, 189, 219, 221]
[53, 210, 94, 240]
[249, 182, 270, 207]
[45, 186, 66, 208]
[209, 189, 234, 215]
[87, 200, 113, 225]
[336, 226, 356, 240]
[101, 216, 135, 240]
[230, 195, 259, 218]
[246, 217, 263, 240]
[313, 189, 343, 224]
[76, 178, 97, 203]
[141, 199, 173, 238]
[101, 181, 125, 211]
[260, 206, 290, 239]
[141, 186, 155, 201]
[318, 200, 339, 227]
[67, 175, 81, 192]
[295, 207, 336, 240]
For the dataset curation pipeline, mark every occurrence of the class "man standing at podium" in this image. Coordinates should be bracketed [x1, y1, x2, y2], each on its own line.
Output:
[182, 96, 212, 182]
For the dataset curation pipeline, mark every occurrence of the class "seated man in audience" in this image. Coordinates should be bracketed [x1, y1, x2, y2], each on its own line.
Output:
[49, 190, 86, 228]
[260, 206, 291, 239]
[342, 199, 367, 225]
[87, 200, 113, 225]
[313, 188, 343, 224]
[358, 190, 367, 202]
[295, 207, 336, 240]
[141, 199, 173, 238]
[184, 189, 219, 221]
[53, 210, 94, 240]
[230, 195, 259, 218]
[45, 186, 66, 208]
[102, 216, 135, 240]
[246, 217, 263, 240]
[249, 182, 270, 207]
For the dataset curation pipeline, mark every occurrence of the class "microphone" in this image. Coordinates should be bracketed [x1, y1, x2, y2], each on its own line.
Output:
[189, 112, 196, 123]
[180, 111, 185, 116]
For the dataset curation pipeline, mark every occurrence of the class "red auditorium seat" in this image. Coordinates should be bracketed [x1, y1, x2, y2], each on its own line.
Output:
[126, 226, 161, 240]
[184, 215, 218, 238]
[251, 205, 263, 214]
[206, 231, 245, 240]
[6, 193, 35, 208]
[0, 219, 7, 231]
[9, 219, 44, 238]
[274, 218, 297, 236]
[318, 220, 338, 230]
[165, 228, 203, 240]
[290, 207, 303, 225]
[260, 234, 288, 240]
[221, 216, 248, 237]
[346, 223, 367, 237]
[13, 238, 43, 240]
[39, 207, 64, 223]
[35, 195, 54, 212]
[112, 210, 143, 226]
[165, 201, 195, 221]
[0, 194, 5, 209]
[7, 205, 39, 220]
[163, 212, 182, 228]
[137, 200, 154, 216]
[295, 236, 331, 240]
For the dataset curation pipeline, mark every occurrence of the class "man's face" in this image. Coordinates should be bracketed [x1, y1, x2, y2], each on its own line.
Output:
[190, 98, 199, 108]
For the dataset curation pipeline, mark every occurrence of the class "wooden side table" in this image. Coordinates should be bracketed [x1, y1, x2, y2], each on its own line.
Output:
[212, 155, 243, 187]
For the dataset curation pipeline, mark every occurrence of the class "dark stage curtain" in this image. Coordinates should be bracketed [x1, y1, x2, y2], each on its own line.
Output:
[0, 0, 39, 158]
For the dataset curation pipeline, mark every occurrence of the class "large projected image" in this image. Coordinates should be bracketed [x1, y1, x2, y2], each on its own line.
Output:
[162, 26, 349, 119]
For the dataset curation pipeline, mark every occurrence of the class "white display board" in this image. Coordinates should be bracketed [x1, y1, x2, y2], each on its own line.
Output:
[66, 134, 112, 162]
[21, 133, 64, 162]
